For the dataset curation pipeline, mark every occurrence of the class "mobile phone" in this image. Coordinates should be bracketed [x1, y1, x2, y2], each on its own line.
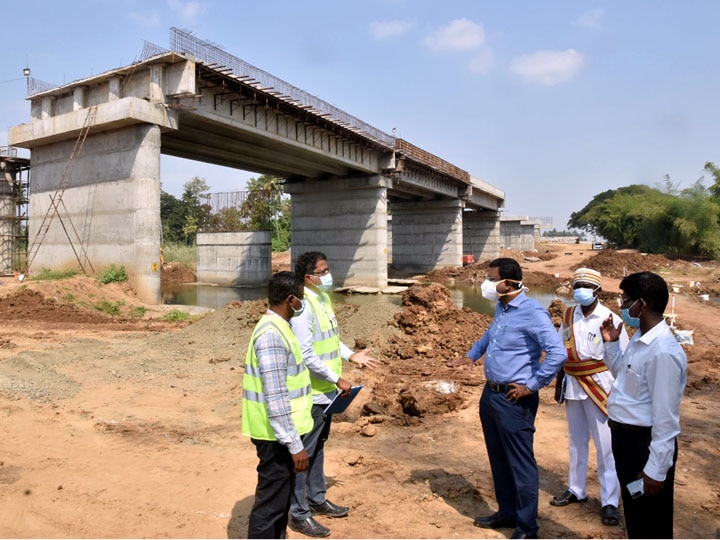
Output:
[626, 478, 644, 499]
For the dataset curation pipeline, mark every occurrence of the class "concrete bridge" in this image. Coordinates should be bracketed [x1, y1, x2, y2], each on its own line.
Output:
[9, 28, 505, 303]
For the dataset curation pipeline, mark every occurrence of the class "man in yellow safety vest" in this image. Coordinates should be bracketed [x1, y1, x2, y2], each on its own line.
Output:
[288, 251, 381, 537]
[242, 271, 315, 539]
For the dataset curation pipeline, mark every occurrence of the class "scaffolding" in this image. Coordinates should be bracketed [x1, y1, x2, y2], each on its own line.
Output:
[0, 146, 30, 276]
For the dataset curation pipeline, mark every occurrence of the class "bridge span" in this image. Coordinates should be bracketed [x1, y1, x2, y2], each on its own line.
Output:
[9, 28, 505, 303]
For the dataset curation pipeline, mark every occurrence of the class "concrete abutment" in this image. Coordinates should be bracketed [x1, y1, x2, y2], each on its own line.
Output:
[29, 124, 162, 303]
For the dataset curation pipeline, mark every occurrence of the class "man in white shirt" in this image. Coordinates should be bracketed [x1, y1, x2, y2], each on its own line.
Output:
[600, 271, 687, 539]
[288, 251, 381, 538]
[551, 268, 627, 527]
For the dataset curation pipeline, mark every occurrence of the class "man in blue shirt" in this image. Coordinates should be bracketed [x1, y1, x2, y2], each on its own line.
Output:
[448, 257, 566, 539]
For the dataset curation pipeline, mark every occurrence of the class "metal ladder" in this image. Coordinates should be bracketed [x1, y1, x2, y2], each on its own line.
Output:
[25, 105, 98, 275]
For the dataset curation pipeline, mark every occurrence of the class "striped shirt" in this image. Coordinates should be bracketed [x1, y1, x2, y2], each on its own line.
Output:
[254, 312, 305, 454]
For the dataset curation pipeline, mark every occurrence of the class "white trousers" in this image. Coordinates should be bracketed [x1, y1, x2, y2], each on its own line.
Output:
[565, 398, 620, 507]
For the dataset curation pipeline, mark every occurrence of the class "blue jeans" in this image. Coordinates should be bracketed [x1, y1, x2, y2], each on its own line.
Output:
[290, 404, 332, 520]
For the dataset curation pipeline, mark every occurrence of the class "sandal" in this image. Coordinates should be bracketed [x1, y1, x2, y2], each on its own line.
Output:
[550, 489, 588, 506]
[602, 505, 620, 526]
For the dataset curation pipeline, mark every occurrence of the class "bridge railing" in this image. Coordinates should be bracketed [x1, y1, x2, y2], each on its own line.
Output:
[165, 27, 395, 149]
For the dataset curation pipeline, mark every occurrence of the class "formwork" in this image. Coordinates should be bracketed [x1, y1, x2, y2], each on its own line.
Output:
[0, 147, 30, 276]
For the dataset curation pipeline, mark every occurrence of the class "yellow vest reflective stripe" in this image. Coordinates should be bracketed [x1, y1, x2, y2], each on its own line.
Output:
[305, 290, 342, 395]
[241, 314, 313, 440]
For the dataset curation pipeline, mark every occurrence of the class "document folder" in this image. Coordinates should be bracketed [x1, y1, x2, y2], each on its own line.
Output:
[323, 385, 363, 415]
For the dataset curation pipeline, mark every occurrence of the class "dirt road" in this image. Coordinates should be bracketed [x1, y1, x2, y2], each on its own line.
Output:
[0, 243, 718, 538]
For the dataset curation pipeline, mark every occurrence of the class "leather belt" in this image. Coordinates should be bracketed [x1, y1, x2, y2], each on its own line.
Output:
[487, 382, 510, 393]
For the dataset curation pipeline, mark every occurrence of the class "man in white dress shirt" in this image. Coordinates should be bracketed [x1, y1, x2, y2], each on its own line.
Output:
[551, 268, 627, 527]
[600, 271, 687, 539]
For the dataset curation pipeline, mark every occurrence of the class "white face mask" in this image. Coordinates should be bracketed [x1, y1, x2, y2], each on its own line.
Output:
[318, 272, 334, 291]
[481, 279, 500, 301]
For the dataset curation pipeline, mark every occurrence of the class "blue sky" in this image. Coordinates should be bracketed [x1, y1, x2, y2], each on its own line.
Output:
[2, 0, 719, 231]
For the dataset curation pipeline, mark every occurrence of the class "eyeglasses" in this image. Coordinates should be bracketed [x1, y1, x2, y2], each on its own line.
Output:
[310, 268, 330, 276]
[618, 296, 638, 309]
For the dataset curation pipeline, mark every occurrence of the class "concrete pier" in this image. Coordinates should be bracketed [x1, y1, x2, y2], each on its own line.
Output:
[389, 200, 464, 274]
[285, 175, 389, 288]
[28, 124, 162, 303]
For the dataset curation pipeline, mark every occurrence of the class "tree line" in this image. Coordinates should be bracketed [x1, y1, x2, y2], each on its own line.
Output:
[161, 174, 290, 251]
[568, 162, 720, 259]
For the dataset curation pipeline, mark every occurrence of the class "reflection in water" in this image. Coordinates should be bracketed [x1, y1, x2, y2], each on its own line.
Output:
[162, 283, 561, 315]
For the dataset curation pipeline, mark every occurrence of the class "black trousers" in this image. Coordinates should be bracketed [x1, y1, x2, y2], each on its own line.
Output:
[610, 420, 678, 539]
[247, 439, 296, 539]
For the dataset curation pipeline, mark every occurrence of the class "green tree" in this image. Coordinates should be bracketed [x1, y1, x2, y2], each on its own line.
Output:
[568, 170, 720, 259]
[160, 177, 212, 245]
[160, 189, 185, 243]
[182, 177, 211, 244]
[239, 175, 291, 251]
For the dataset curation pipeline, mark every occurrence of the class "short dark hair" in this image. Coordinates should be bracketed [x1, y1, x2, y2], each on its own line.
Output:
[619, 271, 669, 314]
[489, 257, 522, 288]
[295, 251, 327, 276]
[268, 271, 303, 306]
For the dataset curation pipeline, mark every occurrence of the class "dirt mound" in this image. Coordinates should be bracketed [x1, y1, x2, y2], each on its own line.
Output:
[344, 283, 491, 424]
[161, 261, 196, 285]
[573, 249, 689, 279]
[0, 288, 116, 324]
[424, 257, 564, 291]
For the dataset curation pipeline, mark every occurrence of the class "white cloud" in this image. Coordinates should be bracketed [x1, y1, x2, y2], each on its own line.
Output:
[468, 49, 494, 75]
[424, 18, 485, 52]
[510, 49, 585, 86]
[129, 10, 161, 28]
[369, 19, 416, 39]
[574, 8, 604, 28]
[166, 0, 205, 22]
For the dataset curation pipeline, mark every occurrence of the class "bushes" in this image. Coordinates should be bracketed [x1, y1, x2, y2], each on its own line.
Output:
[98, 265, 128, 284]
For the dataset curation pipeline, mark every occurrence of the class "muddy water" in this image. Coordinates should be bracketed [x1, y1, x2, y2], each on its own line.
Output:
[161, 283, 561, 317]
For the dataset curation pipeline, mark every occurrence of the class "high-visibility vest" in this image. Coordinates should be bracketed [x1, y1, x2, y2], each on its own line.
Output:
[305, 289, 342, 395]
[241, 314, 313, 440]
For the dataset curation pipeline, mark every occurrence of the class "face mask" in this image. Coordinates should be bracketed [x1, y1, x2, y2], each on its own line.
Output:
[621, 299, 640, 328]
[290, 296, 306, 317]
[318, 273, 334, 291]
[573, 287, 597, 306]
[481, 279, 500, 301]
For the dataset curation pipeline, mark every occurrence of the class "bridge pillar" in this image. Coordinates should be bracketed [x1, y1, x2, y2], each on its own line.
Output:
[284, 175, 390, 289]
[29, 124, 162, 303]
[463, 210, 502, 262]
[389, 199, 464, 274]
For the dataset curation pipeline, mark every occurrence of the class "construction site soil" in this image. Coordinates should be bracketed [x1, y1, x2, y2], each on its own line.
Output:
[0, 243, 718, 538]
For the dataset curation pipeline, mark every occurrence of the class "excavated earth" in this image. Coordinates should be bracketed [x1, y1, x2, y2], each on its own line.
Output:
[0, 244, 718, 538]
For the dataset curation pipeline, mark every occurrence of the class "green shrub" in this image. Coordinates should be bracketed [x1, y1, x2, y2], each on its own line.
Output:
[94, 300, 124, 316]
[163, 309, 191, 322]
[129, 306, 147, 318]
[30, 268, 79, 281]
[98, 265, 128, 284]
[162, 242, 196, 271]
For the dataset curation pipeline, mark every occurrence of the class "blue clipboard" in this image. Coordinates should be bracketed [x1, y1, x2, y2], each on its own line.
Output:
[323, 385, 363, 415]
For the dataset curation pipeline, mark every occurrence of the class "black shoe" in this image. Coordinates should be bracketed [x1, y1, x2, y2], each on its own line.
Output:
[309, 499, 349, 518]
[601, 504, 620, 526]
[288, 517, 331, 538]
[473, 511, 517, 529]
[550, 489, 588, 506]
[510, 529, 538, 539]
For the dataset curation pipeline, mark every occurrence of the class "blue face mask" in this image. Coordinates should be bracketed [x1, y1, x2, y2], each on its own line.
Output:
[573, 287, 597, 306]
[621, 299, 641, 328]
